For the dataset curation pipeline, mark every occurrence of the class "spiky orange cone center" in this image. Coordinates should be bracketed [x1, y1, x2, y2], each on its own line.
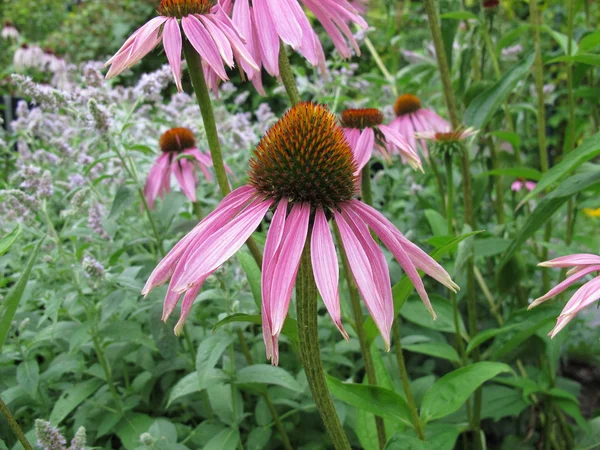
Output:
[157, 0, 213, 17]
[393, 94, 422, 116]
[249, 103, 357, 208]
[340, 108, 384, 130]
[159, 127, 197, 153]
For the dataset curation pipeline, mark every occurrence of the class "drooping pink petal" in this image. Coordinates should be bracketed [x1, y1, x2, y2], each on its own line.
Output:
[262, 199, 289, 362]
[252, 0, 280, 76]
[311, 207, 348, 339]
[172, 158, 198, 203]
[162, 18, 183, 91]
[379, 124, 422, 172]
[560, 275, 600, 316]
[268, 203, 311, 337]
[334, 207, 392, 349]
[347, 200, 437, 319]
[419, 108, 450, 131]
[143, 185, 258, 295]
[197, 14, 235, 68]
[174, 196, 273, 291]
[264, 0, 304, 49]
[184, 148, 214, 181]
[182, 15, 229, 80]
[538, 254, 600, 268]
[143, 153, 171, 209]
[529, 265, 600, 309]
[353, 128, 374, 174]
[511, 180, 524, 192]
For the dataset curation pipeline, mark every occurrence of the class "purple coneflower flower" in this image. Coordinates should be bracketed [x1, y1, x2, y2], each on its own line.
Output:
[389, 94, 450, 156]
[105, 0, 259, 92]
[1, 20, 19, 40]
[142, 103, 458, 365]
[511, 178, 536, 192]
[340, 108, 422, 174]
[220, 0, 367, 90]
[530, 254, 600, 337]
[144, 127, 225, 208]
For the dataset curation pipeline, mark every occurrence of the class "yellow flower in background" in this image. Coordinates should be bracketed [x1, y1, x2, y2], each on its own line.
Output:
[583, 208, 600, 218]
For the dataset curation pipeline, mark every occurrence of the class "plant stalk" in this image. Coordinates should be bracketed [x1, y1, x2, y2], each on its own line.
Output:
[444, 154, 454, 235]
[0, 396, 34, 450]
[278, 44, 301, 106]
[565, 0, 576, 246]
[296, 242, 351, 450]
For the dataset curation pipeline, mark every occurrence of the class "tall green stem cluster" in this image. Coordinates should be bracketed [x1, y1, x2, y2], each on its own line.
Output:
[422, 1, 481, 448]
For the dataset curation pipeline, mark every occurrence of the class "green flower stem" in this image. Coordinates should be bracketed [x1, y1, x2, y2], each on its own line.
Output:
[91, 328, 124, 415]
[139, 187, 165, 257]
[364, 37, 398, 96]
[183, 39, 263, 268]
[444, 154, 454, 235]
[392, 322, 426, 440]
[428, 154, 448, 217]
[297, 241, 351, 450]
[489, 139, 505, 224]
[530, 0, 552, 292]
[565, 0, 576, 246]
[192, 201, 203, 221]
[0, 396, 33, 450]
[423, 1, 481, 447]
[334, 225, 387, 449]
[360, 166, 375, 210]
[278, 44, 301, 106]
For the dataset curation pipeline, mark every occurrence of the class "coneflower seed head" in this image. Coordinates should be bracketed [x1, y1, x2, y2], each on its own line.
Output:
[340, 108, 384, 129]
[393, 94, 422, 116]
[249, 103, 357, 208]
[157, 0, 213, 17]
[159, 127, 196, 153]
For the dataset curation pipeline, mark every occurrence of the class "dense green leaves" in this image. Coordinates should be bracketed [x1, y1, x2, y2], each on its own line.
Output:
[0, 225, 21, 257]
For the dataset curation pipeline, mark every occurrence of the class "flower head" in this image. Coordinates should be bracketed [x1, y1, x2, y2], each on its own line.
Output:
[220, 0, 367, 91]
[530, 254, 600, 337]
[340, 108, 422, 174]
[144, 127, 226, 207]
[1, 21, 19, 40]
[389, 94, 450, 157]
[511, 178, 536, 192]
[416, 127, 477, 158]
[105, 0, 259, 92]
[142, 103, 458, 365]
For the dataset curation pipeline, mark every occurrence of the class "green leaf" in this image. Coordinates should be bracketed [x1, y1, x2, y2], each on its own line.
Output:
[480, 386, 528, 421]
[424, 210, 448, 237]
[237, 251, 262, 309]
[466, 325, 518, 355]
[440, 11, 479, 21]
[0, 225, 21, 257]
[212, 313, 299, 347]
[420, 362, 512, 422]
[441, 17, 459, 69]
[0, 238, 44, 351]
[167, 369, 227, 407]
[385, 424, 463, 450]
[49, 379, 104, 425]
[246, 428, 272, 450]
[473, 238, 511, 258]
[578, 30, 600, 52]
[464, 51, 535, 129]
[116, 413, 155, 450]
[326, 375, 414, 427]
[196, 331, 235, 384]
[204, 428, 240, 450]
[400, 295, 467, 338]
[554, 398, 589, 432]
[499, 170, 600, 269]
[541, 25, 577, 55]
[477, 167, 542, 181]
[490, 131, 521, 153]
[109, 185, 134, 219]
[403, 342, 461, 363]
[518, 131, 600, 206]
[17, 360, 39, 398]
[236, 365, 302, 392]
[547, 54, 600, 66]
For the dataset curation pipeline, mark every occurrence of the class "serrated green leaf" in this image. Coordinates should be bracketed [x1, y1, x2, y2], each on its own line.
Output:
[17, 359, 39, 399]
[420, 362, 512, 422]
[464, 52, 535, 129]
[49, 379, 104, 425]
[109, 185, 134, 219]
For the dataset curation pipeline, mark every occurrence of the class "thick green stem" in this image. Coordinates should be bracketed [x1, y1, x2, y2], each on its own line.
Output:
[183, 40, 231, 196]
[392, 322, 426, 440]
[424, 1, 481, 446]
[139, 188, 164, 257]
[0, 396, 33, 450]
[192, 201, 203, 221]
[278, 44, 301, 106]
[444, 154, 454, 235]
[297, 242, 351, 450]
[361, 166, 374, 209]
[530, 0, 552, 292]
[428, 153, 448, 217]
[334, 226, 386, 448]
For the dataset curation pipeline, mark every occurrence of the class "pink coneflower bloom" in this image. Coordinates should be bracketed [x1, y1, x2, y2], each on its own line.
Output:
[219, 0, 367, 86]
[511, 178, 536, 192]
[340, 108, 422, 174]
[389, 94, 450, 157]
[105, 0, 259, 92]
[1, 21, 19, 40]
[530, 254, 600, 337]
[416, 127, 478, 145]
[142, 103, 458, 365]
[144, 127, 225, 208]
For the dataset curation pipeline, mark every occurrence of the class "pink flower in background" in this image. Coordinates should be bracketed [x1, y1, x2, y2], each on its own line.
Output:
[1, 20, 19, 40]
[511, 178, 536, 192]
[142, 103, 458, 365]
[530, 254, 600, 337]
[105, 0, 259, 92]
[389, 94, 450, 156]
[219, 0, 367, 90]
[144, 127, 225, 207]
[416, 127, 478, 143]
[350, 0, 369, 14]
[340, 108, 422, 174]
